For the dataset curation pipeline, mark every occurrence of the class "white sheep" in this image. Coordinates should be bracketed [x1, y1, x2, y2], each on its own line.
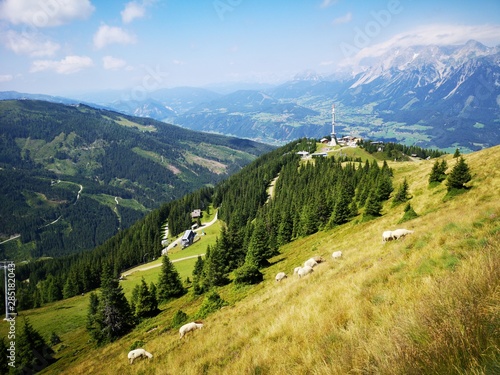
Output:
[293, 266, 302, 275]
[392, 228, 414, 240]
[313, 256, 326, 263]
[331, 250, 342, 259]
[179, 321, 203, 339]
[297, 265, 314, 278]
[304, 258, 318, 268]
[128, 348, 153, 364]
[275, 272, 287, 282]
[382, 230, 394, 242]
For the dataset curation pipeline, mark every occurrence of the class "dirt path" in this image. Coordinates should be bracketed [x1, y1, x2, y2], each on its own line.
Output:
[266, 174, 280, 203]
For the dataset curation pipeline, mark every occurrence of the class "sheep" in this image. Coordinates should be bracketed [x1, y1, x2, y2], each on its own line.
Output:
[179, 321, 203, 339]
[382, 230, 394, 243]
[293, 266, 302, 275]
[275, 272, 287, 282]
[331, 250, 342, 259]
[304, 258, 318, 268]
[313, 256, 326, 263]
[392, 228, 414, 240]
[128, 349, 153, 364]
[297, 265, 314, 278]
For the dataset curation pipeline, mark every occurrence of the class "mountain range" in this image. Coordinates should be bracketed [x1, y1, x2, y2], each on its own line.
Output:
[2, 40, 499, 151]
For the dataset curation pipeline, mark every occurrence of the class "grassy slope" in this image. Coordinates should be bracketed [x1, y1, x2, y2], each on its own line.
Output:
[5, 146, 499, 374]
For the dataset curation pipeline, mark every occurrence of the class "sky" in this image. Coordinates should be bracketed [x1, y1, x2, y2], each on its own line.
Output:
[0, 0, 500, 96]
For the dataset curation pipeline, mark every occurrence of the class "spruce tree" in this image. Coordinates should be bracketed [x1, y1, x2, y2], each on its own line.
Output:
[446, 156, 472, 191]
[453, 148, 461, 158]
[192, 255, 205, 295]
[17, 317, 53, 372]
[245, 218, 271, 268]
[429, 159, 448, 184]
[328, 185, 352, 227]
[157, 255, 186, 302]
[86, 292, 102, 343]
[134, 278, 158, 319]
[97, 264, 135, 343]
[364, 191, 382, 217]
[202, 241, 229, 287]
[392, 178, 410, 205]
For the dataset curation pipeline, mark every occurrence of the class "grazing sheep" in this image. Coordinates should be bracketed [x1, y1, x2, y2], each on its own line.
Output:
[313, 256, 326, 263]
[331, 251, 342, 259]
[128, 349, 153, 364]
[392, 228, 414, 240]
[179, 321, 203, 339]
[297, 265, 314, 278]
[275, 272, 287, 282]
[293, 266, 302, 275]
[382, 230, 394, 243]
[304, 258, 318, 268]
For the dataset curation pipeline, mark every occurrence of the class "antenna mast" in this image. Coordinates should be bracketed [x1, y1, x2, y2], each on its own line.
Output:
[330, 104, 338, 146]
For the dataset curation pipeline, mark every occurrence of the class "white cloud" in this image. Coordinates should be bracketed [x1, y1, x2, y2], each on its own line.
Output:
[0, 0, 94, 27]
[103, 56, 127, 70]
[172, 59, 185, 65]
[320, 0, 338, 9]
[0, 74, 13, 82]
[93, 25, 137, 49]
[1, 30, 60, 57]
[31, 55, 93, 74]
[333, 12, 352, 25]
[121, 2, 146, 24]
[341, 24, 500, 67]
[319, 61, 335, 66]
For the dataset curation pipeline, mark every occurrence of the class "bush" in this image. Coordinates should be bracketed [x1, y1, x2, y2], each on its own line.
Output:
[172, 310, 188, 327]
[196, 290, 227, 319]
[234, 264, 264, 285]
[399, 203, 418, 223]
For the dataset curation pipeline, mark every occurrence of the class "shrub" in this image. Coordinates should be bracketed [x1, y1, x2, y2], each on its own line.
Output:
[234, 264, 264, 285]
[172, 310, 188, 327]
[196, 290, 227, 319]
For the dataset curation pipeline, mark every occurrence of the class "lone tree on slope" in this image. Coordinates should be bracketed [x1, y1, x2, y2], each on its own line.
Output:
[446, 156, 472, 191]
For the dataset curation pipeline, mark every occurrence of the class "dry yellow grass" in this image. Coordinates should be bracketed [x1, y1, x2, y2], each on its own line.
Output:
[36, 145, 500, 374]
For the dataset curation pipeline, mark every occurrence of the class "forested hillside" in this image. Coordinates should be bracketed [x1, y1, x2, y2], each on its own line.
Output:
[0, 100, 273, 260]
[9, 137, 444, 311]
[4, 140, 498, 375]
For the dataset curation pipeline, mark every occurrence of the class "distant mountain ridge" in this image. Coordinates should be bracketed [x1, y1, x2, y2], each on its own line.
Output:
[2, 40, 499, 150]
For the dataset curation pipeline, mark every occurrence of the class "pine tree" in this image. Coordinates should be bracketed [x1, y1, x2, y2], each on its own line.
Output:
[446, 156, 472, 191]
[328, 184, 352, 227]
[88, 264, 135, 344]
[17, 317, 53, 372]
[202, 240, 230, 287]
[429, 159, 448, 184]
[192, 255, 205, 295]
[376, 174, 393, 201]
[63, 274, 78, 299]
[157, 255, 186, 302]
[134, 278, 158, 319]
[453, 148, 461, 158]
[86, 292, 102, 343]
[364, 191, 382, 217]
[245, 218, 271, 268]
[392, 178, 410, 205]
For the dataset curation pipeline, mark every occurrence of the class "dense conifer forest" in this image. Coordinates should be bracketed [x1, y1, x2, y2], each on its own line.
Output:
[0, 100, 272, 259]
[7, 137, 447, 315]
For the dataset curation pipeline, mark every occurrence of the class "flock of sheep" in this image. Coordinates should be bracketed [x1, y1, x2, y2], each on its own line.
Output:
[127, 228, 413, 364]
[275, 250, 344, 282]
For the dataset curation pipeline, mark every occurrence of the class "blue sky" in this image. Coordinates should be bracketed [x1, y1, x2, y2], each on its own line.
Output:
[0, 0, 499, 95]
